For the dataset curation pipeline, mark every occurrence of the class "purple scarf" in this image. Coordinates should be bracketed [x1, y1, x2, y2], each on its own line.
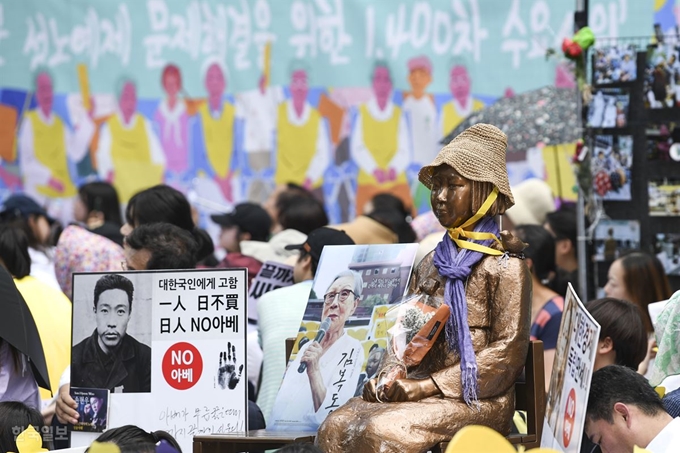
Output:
[432, 216, 500, 406]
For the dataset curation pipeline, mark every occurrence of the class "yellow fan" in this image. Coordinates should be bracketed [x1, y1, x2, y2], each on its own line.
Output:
[8, 426, 47, 453]
[445, 425, 561, 453]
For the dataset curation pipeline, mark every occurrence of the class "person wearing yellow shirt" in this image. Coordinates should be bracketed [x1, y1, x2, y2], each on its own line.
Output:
[96, 78, 166, 204]
[192, 59, 238, 203]
[350, 62, 411, 215]
[0, 224, 71, 418]
[18, 69, 94, 223]
[274, 64, 330, 191]
[439, 64, 485, 140]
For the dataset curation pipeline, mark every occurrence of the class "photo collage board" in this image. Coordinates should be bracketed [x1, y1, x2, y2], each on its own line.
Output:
[589, 37, 680, 295]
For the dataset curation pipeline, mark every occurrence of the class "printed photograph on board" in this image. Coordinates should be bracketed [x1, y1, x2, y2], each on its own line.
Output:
[586, 88, 630, 128]
[654, 233, 680, 275]
[646, 122, 680, 161]
[71, 272, 153, 393]
[644, 43, 680, 109]
[269, 243, 418, 431]
[591, 135, 633, 200]
[592, 44, 638, 85]
[592, 219, 641, 262]
[649, 179, 680, 216]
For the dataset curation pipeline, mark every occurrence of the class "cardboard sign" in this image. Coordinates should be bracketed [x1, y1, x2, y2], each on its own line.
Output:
[269, 243, 418, 431]
[541, 284, 601, 453]
[70, 269, 248, 452]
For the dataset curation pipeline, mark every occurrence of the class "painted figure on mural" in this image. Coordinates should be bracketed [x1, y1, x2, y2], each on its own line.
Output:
[192, 58, 237, 203]
[274, 62, 330, 193]
[96, 77, 166, 204]
[236, 72, 282, 204]
[318, 124, 531, 452]
[403, 55, 439, 166]
[154, 64, 190, 192]
[439, 63, 485, 139]
[18, 68, 94, 218]
[351, 61, 411, 215]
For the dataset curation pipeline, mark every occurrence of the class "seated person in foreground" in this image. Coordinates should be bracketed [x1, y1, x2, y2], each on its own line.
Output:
[317, 124, 532, 452]
[586, 365, 679, 453]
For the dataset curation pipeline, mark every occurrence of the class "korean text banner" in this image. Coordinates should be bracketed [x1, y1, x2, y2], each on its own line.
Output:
[0, 0, 651, 97]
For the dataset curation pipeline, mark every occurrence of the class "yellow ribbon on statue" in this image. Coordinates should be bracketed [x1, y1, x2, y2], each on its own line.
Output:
[447, 187, 504, 256]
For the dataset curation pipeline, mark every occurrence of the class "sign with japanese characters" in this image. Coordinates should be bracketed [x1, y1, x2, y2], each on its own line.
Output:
[541, 284, 601, 453]
[70, 269, 248, 453]
[247, 260, 294, 322]
[269, 243, 417, 431]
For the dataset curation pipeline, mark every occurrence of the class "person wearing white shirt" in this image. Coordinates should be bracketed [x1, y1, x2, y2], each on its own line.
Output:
[350, 62, 411, 215]
[18, 69, 94, 224]
[236, 75, 283, 203]
[585, 365, 680, 453]
[96, 78, 165, 204]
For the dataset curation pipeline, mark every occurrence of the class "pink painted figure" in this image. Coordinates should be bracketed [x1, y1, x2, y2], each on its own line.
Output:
[449, 65, 472, 109]
[439, 64, 485, 141]
[18, 69, 95, 217]
[193, 60, 237, 203]
[154, 64, 190, 181]
[96, 77, 165, 203]
[350, 62, 411, 214]
[291, 69, 308, 120]
[273, 63, 330, 190]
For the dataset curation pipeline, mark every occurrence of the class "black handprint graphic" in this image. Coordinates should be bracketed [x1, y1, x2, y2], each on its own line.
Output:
[217, 341, 244, 390]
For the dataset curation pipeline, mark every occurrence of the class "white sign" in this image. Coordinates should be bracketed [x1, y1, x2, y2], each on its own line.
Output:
[247, 261, 294, 322]
[541, 283, 601, 453]
[71, 269, 248, 453]
[269, 243, 418, 431]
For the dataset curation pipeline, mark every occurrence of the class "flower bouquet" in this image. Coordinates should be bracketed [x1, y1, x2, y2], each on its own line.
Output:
[376, 295, 450, 400]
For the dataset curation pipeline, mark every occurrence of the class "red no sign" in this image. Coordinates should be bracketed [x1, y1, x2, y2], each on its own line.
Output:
[162, 342, 203, 390]
[562, 387, 577, 447]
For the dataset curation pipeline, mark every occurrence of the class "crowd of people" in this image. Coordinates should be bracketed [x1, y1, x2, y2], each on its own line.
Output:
[0, 153, 679, 452]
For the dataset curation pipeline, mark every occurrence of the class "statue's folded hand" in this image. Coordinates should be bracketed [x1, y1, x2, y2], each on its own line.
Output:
[384, 377, 439, 402]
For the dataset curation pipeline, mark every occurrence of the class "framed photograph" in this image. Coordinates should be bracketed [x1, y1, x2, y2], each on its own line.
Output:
[587, 88, 630, 128]
[654, 233, 680, 275]
[591, 135, 633, 200]
[269, 243, 418, 431]
[649, 179, 680, 216]
[644, 44, 680, 109]
[646, 122, 680, 161]
[592, 220, 640, 262]
[593, 45, 638, 84]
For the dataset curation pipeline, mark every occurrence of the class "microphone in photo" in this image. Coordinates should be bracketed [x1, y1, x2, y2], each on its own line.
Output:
[298, 317, 332, 373]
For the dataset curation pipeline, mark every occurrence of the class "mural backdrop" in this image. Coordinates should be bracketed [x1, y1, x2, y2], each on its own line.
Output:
[0, 0, 652, 225]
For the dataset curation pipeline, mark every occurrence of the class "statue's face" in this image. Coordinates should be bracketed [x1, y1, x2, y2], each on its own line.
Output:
[430, 165, 473, 228]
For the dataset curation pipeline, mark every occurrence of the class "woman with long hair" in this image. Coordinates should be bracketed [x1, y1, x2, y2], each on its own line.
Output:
[74, 181, 124, 245]
[514, 224, 563, 391]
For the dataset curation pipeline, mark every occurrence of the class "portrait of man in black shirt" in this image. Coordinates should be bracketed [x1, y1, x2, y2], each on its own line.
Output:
[72, 274, 151, 393]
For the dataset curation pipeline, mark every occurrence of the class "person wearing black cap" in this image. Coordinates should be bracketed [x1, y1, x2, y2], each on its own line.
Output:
[0, 194, 60, 290]
[255, 227, 354, 423]
[211, 202, 272, 287]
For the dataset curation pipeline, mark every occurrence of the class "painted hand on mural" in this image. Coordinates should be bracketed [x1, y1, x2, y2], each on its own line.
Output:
[373, 169, 386, 184]
[215, 173, 233, 203]
[47, 177, 65, 193]
[217, 342, 243, 390]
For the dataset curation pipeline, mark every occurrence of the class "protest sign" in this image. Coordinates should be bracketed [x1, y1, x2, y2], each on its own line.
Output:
[269, 243, 418, 431]
[541, 284, 601, 452]
[70, 269, 248, 452]
[247, 261, 294, 322]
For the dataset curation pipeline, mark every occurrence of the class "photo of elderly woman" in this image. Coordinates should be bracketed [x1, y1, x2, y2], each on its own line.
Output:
[269, 243, 418, 431]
